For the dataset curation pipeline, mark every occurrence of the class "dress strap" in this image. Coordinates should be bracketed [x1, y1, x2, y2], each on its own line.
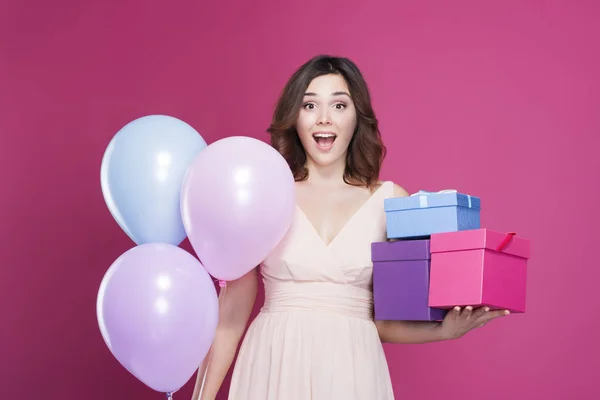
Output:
[385, 180, 395, 198]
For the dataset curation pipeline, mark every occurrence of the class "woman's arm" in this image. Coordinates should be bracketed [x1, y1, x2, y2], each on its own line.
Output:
[376, 306, 509, 344]
[191, 268, 258, 400]
[375, 320, 445, 344]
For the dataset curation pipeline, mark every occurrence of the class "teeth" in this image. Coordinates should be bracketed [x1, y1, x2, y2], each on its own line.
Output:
[314, 133, 336, 138]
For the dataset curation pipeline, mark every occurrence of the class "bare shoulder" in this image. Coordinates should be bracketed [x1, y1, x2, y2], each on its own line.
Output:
[390, 181, 410, 197]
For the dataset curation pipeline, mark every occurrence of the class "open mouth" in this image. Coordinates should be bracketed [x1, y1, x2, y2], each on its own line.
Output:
[312, 132, 337, 150]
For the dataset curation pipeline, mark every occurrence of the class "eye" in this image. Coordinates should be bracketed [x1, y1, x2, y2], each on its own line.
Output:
[302, 102, 316, 110]
[334, 103, 346, 110]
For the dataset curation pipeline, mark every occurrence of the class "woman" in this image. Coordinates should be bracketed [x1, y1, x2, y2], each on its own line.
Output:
[192, 55, 509, 400]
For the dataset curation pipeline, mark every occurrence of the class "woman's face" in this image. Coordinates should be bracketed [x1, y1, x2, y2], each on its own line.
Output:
[295, 73, 357, 169]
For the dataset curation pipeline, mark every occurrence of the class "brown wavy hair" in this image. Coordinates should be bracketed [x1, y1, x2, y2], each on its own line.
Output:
[268, 55, 386, 188]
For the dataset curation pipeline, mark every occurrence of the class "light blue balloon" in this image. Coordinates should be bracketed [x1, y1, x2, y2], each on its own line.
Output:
[101, 115, 207, 245]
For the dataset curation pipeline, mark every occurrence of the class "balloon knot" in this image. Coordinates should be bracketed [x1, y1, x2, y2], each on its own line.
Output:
[218, 280, 227, 288]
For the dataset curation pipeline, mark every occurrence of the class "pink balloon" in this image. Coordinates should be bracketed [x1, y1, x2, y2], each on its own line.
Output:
[96, 243, 218, 394]
[181, 136, 295, 281]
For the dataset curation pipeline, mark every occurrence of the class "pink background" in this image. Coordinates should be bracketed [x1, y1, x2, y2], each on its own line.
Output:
[2, 1, 599, 399]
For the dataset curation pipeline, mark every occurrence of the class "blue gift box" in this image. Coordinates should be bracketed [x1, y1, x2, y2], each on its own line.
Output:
[384, 190, 481, 239]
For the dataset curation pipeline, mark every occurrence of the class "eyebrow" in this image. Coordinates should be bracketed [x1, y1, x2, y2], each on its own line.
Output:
[304, 91, 351, 97]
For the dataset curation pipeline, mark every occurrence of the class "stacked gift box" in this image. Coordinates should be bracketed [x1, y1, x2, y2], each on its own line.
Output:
[372, 190, 530, 321]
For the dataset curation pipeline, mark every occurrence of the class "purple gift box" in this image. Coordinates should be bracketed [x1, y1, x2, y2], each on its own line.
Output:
[372, 239, 447, 321]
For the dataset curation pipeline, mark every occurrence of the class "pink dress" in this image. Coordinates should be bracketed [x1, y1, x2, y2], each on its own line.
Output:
[228, 181, 395, 399]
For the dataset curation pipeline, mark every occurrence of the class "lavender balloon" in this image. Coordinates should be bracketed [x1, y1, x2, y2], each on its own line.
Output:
[97, 243, 218, 394]
[181, 136, 296, 281]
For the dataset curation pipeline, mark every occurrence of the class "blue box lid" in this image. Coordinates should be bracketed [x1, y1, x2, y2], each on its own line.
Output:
[384, 190, 481, 212]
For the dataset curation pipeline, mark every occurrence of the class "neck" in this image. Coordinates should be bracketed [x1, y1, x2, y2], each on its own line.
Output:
[304, 156, 347, 187]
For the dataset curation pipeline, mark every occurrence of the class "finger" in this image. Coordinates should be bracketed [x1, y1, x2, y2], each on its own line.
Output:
[477, 309, 510, 324]
[450, 306, 462, 320]
[461, 306, 473, 319]
[470, 306, 490, 320]
[491, 310, 511, 319]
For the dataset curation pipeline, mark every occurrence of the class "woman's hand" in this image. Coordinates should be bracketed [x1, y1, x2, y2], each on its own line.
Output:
[439, 306, 510, 340]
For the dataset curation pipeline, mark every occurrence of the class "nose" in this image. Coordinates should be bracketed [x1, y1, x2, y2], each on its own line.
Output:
[317, 108, 332, 125]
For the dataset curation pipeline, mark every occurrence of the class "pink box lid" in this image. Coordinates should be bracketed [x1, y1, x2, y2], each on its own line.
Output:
[430, 228, 530, 259]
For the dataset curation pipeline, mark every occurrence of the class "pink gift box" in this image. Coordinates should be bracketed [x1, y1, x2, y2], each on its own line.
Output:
[428, 229, 530, 313]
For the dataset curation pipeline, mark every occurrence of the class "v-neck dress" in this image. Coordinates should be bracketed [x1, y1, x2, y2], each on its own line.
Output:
[228, 181, 396, 400]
